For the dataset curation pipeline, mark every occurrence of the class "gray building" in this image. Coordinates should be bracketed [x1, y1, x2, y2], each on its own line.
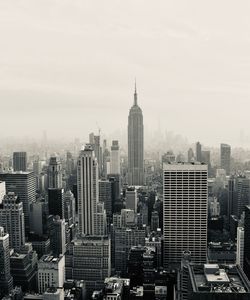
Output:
[128, 84, 144, 186]
[0, 171, 36, 233]
[220, 143, 231, 175]
[13, 152, 27, 172]
[47, 156, 63, 189]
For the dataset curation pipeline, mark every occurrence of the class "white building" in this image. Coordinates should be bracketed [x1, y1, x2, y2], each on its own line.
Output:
[163, 163, 208, 268]
[38, 255, 65, 294]
[0, 181, 6, 204]
[236, 226, 244, 267]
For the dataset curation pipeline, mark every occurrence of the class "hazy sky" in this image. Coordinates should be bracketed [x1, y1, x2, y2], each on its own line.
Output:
[1, 0, 250, 147]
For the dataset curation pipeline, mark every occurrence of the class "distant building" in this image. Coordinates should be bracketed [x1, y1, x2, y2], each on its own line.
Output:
[187, 148, 194, 163]
[13, 152, 27, 172]
[195, 142, 202, 162]
[38, 255, 65, 294]
[220, 143, 231, 175]
[162, 151, 175, 165]
[110, 140, 120, 175]
[128, 84, 144, 186]
[47, 156, 62, 189]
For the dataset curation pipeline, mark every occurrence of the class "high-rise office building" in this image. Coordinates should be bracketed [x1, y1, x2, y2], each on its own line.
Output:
[195, 142, 202, 162]
[0, 227, 13, 298]
[0, 192, 25, 251]
[48, 156, 63, 189]
[110, 140, 120, 175]
[128, 84, 144, 186]
[13, 152, 27, 172]
[63, 190, 76, 226]
[220, 143, 231, 175]
[77, 145, 98, 235]
[89, 133, 102, 177]
[163, 163, 208, 268]
[0, 171, 36, 233]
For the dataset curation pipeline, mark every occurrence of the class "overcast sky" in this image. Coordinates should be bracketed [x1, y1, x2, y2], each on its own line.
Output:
[1, 0, 250, 147]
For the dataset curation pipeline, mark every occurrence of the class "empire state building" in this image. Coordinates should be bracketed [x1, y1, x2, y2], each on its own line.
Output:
[128, 84, 144, 186]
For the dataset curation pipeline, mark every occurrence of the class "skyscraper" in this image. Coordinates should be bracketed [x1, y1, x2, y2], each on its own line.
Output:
[0, 192, 25, 252]
[128, 83, 144, 186]
[244, 206, 250, 280]
[195, 142, 202, 162]
[220, 143, 231, 175]
[48, 156, 63, 189]
[0, 227, 13, 298]
[163, 163, 208, 268]
[110, 140, 120, 175]
[0, 171, 36, 233]
[13, 152, 27, 172]
[77, 145, 98, 235]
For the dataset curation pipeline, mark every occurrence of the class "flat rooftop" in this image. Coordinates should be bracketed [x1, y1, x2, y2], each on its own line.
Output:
[189, 264, 250, 294]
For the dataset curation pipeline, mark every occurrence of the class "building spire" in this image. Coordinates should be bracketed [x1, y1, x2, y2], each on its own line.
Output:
[134, 78, 137, 106]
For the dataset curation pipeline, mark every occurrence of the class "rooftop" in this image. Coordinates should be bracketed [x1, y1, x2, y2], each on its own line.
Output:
[189, 264, 250, 294]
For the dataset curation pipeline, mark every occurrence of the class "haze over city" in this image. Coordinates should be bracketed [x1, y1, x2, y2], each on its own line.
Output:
[1, 0, 250, 146]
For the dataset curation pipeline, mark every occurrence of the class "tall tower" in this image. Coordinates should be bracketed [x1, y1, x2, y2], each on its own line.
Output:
[163, 163, 208, 268]
[13, 152, 27, 172]
[128, 83, 144, 186]
[110, 140, 120, 175]
[77, 144, 99, 235]
[195, 142, 202, 162]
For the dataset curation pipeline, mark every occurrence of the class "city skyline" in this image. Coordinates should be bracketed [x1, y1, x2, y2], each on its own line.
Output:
[1, 1, 250, 146]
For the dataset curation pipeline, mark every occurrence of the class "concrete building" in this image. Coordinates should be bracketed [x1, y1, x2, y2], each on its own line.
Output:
[38, 255, 65, 294]
[63, 190, 76, 226]
[0, 227, 13, 298]
[77, 145, 98, 235]
[0, 192, 25, 251]
[0, 171, 36, 233]
[128, 84, 144, 186]
[13, 152, 27, 172]
[29, 199, 47, 236]
[103, 277, 130, 300]
[244, 206, 250, 280]
[96, 202, 107, 235]
[163, 163, 208, 268]
[220, 143, 231, 175]
[43, 287, 64, 300]
[65, 236, 111, 293]
[110, 140, 120, 175]
[47, 156, 62, 189]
